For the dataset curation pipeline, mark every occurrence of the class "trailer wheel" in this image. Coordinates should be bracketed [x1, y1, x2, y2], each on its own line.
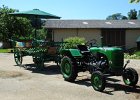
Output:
[14, 48, 22, 66]
[122, 68, 138, 86]
[91, 71, 106, 92]
[61, 56, 77, 82]
[33, 53, 44, 70]
[34, 58, 44, 70]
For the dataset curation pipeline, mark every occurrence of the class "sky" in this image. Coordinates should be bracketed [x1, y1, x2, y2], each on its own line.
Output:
[0, 0, 140, 19]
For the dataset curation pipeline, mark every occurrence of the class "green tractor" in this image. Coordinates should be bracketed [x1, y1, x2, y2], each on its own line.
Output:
[60, 39, 139, 92]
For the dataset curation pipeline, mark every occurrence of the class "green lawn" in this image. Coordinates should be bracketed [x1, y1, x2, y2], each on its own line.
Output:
[124, 49, 140, 59]
[0, 49, 13, 53]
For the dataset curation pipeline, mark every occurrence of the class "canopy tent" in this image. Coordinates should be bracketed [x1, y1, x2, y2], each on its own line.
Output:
[10, 9, 61, 38]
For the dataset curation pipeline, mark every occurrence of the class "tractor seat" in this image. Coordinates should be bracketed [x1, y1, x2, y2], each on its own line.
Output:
[77, 45, 90, 55]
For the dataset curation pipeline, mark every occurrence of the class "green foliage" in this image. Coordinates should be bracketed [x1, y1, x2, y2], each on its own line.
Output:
[0, 49, 13, 53]
[29, 17, 42, 29]
[106, 13, 128, 20]
[0, 5, 16, 41]
[18, 35, 33, 40]
[0, 5, 33, 42]
[63, 37, 86, 49]
[124, 53, 140, 59]
[129, 0, 140, 3]
[124, 48, 140, 59]
[106, 9, 140, 20]
[14, 17, 33, 37]
[134, 51, 140, 56]
[128, 9, 137, 19]
[36, 28, 48, 40]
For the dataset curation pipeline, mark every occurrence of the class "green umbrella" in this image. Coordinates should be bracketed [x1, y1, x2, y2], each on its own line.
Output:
[10, 9, 60, 38]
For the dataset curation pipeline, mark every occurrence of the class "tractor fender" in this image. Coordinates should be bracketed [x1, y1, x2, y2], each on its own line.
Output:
[60, 49, 82, 57]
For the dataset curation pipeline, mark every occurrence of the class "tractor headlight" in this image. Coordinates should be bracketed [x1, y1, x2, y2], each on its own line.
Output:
[109, 60, 112, 64]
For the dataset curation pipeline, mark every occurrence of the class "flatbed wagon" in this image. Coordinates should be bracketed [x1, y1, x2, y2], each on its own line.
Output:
[11, 38, 64, 69]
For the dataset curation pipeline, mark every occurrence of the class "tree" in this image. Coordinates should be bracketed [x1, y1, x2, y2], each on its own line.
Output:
[130, 0, 140, 3]
[138, 10, 140, 20]
[128, 9, 137, 19]
[106, 9, 139, 20]
[0, 5, 15, 41]
[0, 5, 33, 42]
[106, 13, 128, 20]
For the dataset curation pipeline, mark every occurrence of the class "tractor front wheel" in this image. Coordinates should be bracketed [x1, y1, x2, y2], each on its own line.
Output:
[60, 56, 77, 82]
[122, 68, 138, 86]
[91, 71, 106, 92]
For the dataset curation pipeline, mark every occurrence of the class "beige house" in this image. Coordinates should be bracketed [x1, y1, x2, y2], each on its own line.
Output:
[45, 20, 140, 49]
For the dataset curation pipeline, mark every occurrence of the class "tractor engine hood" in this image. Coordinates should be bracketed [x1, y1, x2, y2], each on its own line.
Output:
[90, 47, 122, 53]
[90, 47, 124, 71]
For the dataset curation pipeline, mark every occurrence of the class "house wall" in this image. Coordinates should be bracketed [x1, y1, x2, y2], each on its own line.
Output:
[53, 28, 140, 49]
[53, 28, 101, 44]
[126, 29, 140, 49]
[78, 29, 101, 45]
[53, 29, 77, 41]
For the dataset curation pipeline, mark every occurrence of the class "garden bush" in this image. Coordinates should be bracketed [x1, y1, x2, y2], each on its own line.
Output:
[124, 50, 140, 59]
[63, 37, 86, 49]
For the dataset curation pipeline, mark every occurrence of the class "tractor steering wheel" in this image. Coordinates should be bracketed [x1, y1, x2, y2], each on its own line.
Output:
[86, 39, 97, 47]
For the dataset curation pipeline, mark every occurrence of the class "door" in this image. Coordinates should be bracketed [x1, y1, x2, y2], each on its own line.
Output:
[101, 29, 125, 48]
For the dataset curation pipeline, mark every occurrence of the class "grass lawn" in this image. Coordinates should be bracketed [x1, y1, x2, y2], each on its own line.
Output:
[0, 49, 13, 53]
[125, 48, 140, 59]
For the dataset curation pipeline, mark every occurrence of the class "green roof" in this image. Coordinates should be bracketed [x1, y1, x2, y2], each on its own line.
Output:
[10, 9, 61, 19]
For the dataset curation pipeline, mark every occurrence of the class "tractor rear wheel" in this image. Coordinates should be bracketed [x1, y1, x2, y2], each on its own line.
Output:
[60, 56, 77, 82]
[122, 68, 138, 86]
[91, 71, 106, 92]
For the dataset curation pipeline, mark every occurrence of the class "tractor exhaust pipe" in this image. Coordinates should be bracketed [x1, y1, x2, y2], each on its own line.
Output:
[100, 36, 103, 47]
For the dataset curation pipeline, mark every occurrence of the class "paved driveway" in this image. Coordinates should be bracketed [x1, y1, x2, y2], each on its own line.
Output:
[0, 53, 140, 100]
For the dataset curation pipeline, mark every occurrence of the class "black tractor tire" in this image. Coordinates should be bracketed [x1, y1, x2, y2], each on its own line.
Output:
[122, 67, 138, 86]
[60, 56, 78, 82]
[91, 71, 106, 92]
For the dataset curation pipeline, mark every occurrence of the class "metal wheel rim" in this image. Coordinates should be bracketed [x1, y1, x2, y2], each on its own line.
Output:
[123, 69, 133, 85]
[92, 74, 103, 90]
[124, 78, 131, 85]
[64, 62, 71, 75]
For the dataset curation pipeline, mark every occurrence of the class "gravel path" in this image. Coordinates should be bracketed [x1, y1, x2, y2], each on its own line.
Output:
[0, 53, 140, 100]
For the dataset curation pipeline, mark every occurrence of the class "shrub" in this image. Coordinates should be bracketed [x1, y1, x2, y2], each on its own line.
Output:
[63, 37, 86, 49]
[124, 53, 140, 59]
[124, 47, 140, 59]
